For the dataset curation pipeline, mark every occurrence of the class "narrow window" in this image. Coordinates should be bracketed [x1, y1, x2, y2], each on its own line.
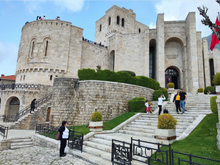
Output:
[100, 24, 102, 32]
[108, 17, 111, 25]
[139, 29, 141, 33]
[121, 18, 124, 27]
[31, 41, 35, 57]
[45, 41, 48, 57]
[20, 76, 22, 81]
[50, 75, 53, 81]
[117, 16, 120, 25]
[46, 107, 51, 121]
[23, 75, 25, 81]
[209, 59, 215, 86]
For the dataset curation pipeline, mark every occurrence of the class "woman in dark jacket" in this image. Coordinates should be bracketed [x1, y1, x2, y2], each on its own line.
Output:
[58, 121, 72, 157]
[30, 99, 36, 113]
[173, 91, 181, 114]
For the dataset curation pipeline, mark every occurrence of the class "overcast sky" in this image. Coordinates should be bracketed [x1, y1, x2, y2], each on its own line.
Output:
[0, 0, 219, 76]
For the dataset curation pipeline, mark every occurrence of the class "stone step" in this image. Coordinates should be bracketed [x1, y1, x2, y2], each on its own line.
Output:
[10, 144, 33, 150]
[123, 127, 155, 134]
[84, 141, 111, 153]
[11, 141, 33, 147]
[90, 138, 112, 146]
[83, 145, 110, 161]
[126, 124, 188, 130]
[118, 130, 155, 138]
[11, 138, 32, 143]
[71, 149, 111, 165]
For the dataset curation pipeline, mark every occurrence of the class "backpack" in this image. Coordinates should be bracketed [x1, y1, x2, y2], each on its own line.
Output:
[163, 109, 169, 114]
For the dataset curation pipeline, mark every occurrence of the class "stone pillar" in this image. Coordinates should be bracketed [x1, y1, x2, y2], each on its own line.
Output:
[156, 14, 165, 87]
[50, 77, 78, 127]
[216, 96, 220, 151]
[203, 39, 211, 87]
[144, 30, 150, 77]
[185, 12, 199, 93]
[197, 32, 204, 89]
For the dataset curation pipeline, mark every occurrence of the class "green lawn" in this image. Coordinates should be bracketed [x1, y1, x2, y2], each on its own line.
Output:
[41, 112, 137, 139]
[151, 114, 220, 165]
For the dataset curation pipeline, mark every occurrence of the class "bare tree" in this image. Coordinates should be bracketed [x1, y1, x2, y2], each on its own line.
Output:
[198, 0, 220, 40]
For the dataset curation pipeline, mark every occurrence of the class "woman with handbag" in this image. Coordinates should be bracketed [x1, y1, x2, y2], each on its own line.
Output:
[58, 121, 72, 157]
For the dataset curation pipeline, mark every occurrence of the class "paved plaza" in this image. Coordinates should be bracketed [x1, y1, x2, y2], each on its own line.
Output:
[0, 146, 91, 165]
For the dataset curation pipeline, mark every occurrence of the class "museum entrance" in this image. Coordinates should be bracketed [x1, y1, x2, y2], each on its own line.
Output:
[165, 68, 180, 89]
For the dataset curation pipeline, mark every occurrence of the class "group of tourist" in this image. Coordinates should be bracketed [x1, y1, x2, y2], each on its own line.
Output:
[145, 88, 187, 115]
[173, 89, 187, 114]
[35, 16, 60, 20]
[82, 37, 107, 48]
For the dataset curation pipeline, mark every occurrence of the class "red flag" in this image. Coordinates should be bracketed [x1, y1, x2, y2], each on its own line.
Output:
[210, 16, 220, 51]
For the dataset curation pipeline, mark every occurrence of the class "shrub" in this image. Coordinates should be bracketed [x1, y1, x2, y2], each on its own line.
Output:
[197, 88, 203, 93]
[213, 72, 220, 86]
[157, 114, 177, 129]
[153, 89, 168, 101]
[128, 97, 145, 112]
[117, 70, 136, 77]
[91, 112, 103, 121]
[167, 82, 175, 88]
[204, 86, 214, 94]
[78, 69, 161, 90]
[210, 96, 218, 114]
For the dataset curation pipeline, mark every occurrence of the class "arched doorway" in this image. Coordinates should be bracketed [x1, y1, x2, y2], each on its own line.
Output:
[165, 67, 180, 89]
[110, 50, 115, 71]
[5, 97, 20, 115]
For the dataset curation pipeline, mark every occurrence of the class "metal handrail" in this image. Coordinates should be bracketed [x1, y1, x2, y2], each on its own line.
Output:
[0, 125, 8, 139]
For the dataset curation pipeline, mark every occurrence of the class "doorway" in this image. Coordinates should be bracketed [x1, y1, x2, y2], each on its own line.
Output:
[165, 68, 180, 89]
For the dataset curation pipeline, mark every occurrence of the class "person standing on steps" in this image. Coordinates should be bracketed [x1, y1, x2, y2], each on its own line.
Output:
[173, 91, 181, 114]
[145, 100, 150, 114]
[30, 99, 36, 113]
[58, 121, 72, 157]
[180, 88, 187, 114]
[158, 94, 166, 115]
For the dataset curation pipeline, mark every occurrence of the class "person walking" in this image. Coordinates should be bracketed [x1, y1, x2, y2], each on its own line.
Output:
[145, 100, 150, 114]
[30, 99, 36, 113]
[173, 91, 181, 114]
[58, 121, 72, 157]
[180, 88, 187, 114]
[158, 94, 166, 115]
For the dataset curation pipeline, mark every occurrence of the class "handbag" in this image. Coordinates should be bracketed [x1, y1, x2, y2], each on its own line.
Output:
[56, 132, 61, 140]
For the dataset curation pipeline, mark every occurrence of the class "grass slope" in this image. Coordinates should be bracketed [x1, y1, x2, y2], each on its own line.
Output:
[152, 114, 220, 164]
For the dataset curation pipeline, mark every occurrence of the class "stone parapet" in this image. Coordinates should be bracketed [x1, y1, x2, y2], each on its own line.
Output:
[33, 134, 59, 149]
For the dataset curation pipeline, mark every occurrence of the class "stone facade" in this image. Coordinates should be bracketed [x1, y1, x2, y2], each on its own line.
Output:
[12, 5, 219, 93]
[50, 78, 154, 127]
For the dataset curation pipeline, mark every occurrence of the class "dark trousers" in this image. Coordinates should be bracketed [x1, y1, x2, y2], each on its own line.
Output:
[158, 105, 162, 115]
[175, 101, 181, 113]
[30, 106, 35, 113]
[60, 139, 67, 156]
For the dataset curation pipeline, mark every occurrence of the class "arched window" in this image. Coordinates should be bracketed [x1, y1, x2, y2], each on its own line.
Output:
[45, 41, 48, 57]
[31, 41, 35, 57]
[121, 18, 124, 27]
[50, 75, 53, 81]
[108, 17, 111, 25]
[100, 24, 102, 32]
[117, 16, 120, 25]
[209, 59, 215, 86]
[139, 29, 141, 33]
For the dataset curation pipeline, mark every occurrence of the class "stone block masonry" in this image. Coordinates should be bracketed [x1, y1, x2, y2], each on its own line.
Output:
[50, 78, 154, 127]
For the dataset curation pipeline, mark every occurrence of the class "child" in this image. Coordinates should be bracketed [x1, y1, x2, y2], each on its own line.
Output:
[145, 100, 150, 114]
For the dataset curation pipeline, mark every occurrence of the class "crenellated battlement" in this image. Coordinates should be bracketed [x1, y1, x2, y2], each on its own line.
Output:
[16, 68, 66, 74]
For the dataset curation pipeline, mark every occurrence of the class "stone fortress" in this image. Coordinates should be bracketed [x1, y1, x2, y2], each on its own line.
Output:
[0, 5, 220, 128]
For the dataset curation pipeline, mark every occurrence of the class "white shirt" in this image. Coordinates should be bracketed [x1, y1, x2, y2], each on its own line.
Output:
[145, 102, 149, 107]
[43, 16, 46, 20]
[158, 96, 166, 105]
[62, 127, 69, 139]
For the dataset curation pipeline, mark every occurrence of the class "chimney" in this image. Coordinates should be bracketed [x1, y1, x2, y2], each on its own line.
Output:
[1, 74, 4, 77]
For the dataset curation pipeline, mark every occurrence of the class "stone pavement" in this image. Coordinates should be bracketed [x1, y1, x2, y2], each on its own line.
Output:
[0, 146, 91, 165]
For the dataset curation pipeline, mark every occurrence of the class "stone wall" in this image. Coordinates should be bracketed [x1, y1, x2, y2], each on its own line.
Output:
[217, 96, 220, 151]
[50, 78, 154, 127]
[33, 134, 59, 149]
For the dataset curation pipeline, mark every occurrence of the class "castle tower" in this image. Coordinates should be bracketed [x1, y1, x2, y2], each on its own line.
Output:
[16, 20, 83, 85]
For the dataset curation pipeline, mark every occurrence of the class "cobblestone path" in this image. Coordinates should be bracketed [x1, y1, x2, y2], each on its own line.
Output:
[0, 146, 91, 165]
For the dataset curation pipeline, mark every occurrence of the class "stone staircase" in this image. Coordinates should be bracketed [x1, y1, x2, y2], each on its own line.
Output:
[10, 137, 33, 150]
[71, 94, 213, 165]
